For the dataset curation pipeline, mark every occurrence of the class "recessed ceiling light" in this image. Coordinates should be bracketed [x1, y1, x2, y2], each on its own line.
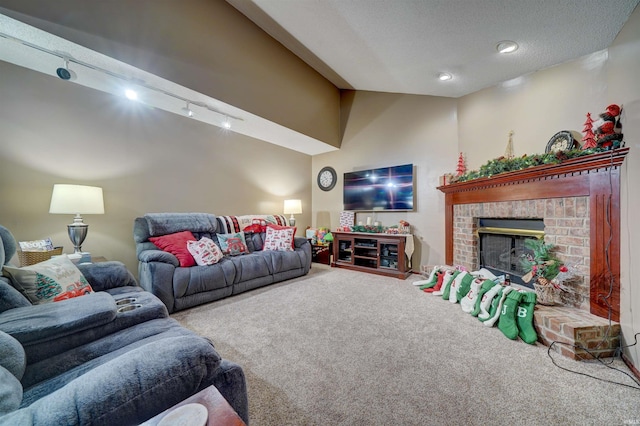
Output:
[496, 41, 519, 54]
[438, 72, 452, 81]
[124, 89, 138, 100]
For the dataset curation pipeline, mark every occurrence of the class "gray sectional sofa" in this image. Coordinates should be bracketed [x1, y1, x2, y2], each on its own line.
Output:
[0, 225, 248, 425]
[134, 213, 312, 313]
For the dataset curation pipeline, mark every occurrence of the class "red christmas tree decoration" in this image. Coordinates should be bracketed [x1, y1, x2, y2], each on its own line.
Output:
[456, 152, 466, 176]
[581, 112, 597, 149]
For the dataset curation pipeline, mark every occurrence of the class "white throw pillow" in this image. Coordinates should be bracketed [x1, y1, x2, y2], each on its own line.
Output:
[2, 256, 93, 304]
[187, 237, 224, 265]
[263, 226, 295, 252]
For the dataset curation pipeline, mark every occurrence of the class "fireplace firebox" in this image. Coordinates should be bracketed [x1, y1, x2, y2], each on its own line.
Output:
[478, 218, 544, 287]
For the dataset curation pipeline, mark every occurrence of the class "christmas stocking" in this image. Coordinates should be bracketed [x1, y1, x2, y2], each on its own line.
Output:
[418, 268, 440, 290]
[497, 290, 524, 339]
[433, 270, 455, 296]
[472, 280, 496, 317]
[423, 271, 445, 293]
[477, 283, 503, 321]
[449, 271, 469, 303]
[414, 266, 440, 286]
[456, 272, 474, 303]
[440, 270, 461, 299]
[461, 278, 482, 313]
[517, 292, 538, 344]
[484, 286, 513, 327]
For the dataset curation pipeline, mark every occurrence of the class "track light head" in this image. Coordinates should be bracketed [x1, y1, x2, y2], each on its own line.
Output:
[56, 59, 76, 81]
[182, 101, 194, 118]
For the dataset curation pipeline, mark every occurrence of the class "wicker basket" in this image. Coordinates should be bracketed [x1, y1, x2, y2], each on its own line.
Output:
[17, 247, 63, 267]
[533, 282, 557, 306]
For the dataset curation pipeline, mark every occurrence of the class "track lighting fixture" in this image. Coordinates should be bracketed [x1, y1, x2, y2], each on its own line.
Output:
[182, 101, 194, 118]
[2, 31, 244, 129]
[56, 58, 76, 81]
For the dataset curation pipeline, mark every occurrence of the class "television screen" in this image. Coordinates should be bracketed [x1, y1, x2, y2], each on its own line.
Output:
[343, 164, 414, 211]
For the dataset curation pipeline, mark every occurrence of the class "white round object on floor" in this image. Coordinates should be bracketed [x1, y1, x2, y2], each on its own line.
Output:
[157, 402, 208, 426]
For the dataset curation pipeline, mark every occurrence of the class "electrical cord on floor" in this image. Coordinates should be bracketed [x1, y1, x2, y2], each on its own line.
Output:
[547, 146, 640, 390]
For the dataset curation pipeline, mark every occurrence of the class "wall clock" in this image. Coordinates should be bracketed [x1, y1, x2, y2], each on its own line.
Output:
[317, 166, 337, 191]
[545, 131, 576, 153]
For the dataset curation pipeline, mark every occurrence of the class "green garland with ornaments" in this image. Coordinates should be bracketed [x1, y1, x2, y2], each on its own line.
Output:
[453, 147, 605, 183]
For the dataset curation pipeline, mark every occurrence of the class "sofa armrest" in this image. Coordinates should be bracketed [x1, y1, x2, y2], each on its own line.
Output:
[0, 292, 116, 346]
[77, 261, 138, 292]
[294, 236, 310, 249]
[138, 249, 179, 267]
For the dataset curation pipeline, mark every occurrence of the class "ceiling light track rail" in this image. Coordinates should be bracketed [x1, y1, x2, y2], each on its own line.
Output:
[0, 31, 243, 123]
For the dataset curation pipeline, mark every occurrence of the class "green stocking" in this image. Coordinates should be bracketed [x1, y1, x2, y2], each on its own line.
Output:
[498, 290, 523, 340]
[441, 270, 461, 300]
[472, 280, 497, 317]
[517, 292, 538, 344]
[456, 272, 474, 302]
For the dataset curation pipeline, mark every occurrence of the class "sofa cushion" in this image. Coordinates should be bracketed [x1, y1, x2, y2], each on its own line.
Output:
[0, 278, 31, 313]
[0, 330, 25, 380]
[16, 327, 222, 425]
[263, 225, 296, 251]
[149, 231, 197, 267]
[2, 256, 93, 305]
[217, 232, 248, 256]
[0, 366, 22, 415]
[187, 237, 224, 265]
[144, 213, 217, 237]
[0, 292, 117, 347]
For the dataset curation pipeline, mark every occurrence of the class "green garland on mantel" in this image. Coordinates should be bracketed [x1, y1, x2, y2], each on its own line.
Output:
[453, 147, 606, 183]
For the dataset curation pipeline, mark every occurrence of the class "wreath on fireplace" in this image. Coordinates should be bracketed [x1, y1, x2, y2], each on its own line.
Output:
[520, 238, 570, 305]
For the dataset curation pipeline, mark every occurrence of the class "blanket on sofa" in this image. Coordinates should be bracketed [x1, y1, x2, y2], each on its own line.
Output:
[216, 215, 289, 234]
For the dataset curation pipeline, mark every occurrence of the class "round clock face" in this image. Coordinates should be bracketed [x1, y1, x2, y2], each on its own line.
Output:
[317, 166, 337, 191]
[546, 131, 575, 153]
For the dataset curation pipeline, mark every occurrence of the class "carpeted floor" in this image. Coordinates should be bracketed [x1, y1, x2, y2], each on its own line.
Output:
[172, 264, 640, 426]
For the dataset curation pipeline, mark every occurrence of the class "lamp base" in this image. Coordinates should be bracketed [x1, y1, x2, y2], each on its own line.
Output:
[68, 223, 88, 254]
[289, 215, 296, 227]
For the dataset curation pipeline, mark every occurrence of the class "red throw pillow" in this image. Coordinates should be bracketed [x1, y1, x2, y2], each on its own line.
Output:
[149, 231, 196, 267]
[266, 224, 297, 249]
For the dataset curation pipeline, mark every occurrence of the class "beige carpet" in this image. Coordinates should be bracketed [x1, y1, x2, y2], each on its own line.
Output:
[172, 264, 640, 425]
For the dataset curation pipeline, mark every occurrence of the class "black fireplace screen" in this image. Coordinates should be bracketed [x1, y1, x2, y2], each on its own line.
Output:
[477, 219, 543, 287]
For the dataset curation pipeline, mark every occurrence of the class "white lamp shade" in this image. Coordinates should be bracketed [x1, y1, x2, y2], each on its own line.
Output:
[49, 184, 105, 214]
[283, 199, 302, 215]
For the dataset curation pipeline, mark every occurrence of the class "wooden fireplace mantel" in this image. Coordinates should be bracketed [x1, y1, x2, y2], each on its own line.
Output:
[438, 148, 629, 321]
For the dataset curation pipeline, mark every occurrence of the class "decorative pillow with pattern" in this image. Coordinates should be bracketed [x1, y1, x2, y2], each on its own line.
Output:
[217, 232, 248, 256]
[187, 237, 224, 265]
[2, 256, 94, 305]
[149, 230, 196, 267]
[263, 225, 296, 252]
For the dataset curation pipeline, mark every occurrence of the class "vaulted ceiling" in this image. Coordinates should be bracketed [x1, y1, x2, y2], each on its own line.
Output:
[228, 0, 640, 97]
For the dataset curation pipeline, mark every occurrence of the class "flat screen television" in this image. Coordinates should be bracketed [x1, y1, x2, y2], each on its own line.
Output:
[343, 164, 414, 211]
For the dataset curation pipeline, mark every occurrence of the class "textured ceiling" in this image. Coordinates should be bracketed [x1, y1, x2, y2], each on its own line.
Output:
[228, 0, 640, 98]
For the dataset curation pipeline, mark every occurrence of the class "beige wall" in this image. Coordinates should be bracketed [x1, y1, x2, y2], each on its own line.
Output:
[609, 6, 640, 374]
[312, 90, 459, 266]
[0, 61, 312, 275]
[457, 8, 640, 371]
[0, 0, 341, 147]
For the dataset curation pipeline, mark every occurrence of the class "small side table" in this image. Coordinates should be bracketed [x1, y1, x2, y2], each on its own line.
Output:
[141, 385, 246, 426]
[310, 242, 332, 265]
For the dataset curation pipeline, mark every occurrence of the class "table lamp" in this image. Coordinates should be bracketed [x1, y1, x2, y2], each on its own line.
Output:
[283, 199, 302, 227]
[49, 184, 104, 254]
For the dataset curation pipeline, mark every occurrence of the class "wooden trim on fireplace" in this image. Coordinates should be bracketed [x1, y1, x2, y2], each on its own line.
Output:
[438, 148, 629, 322]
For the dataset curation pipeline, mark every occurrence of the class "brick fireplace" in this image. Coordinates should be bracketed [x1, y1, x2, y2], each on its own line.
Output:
[438, 148, 629, 359]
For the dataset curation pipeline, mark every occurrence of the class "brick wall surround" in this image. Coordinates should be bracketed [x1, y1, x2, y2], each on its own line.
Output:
[453, 197, 590, 310]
